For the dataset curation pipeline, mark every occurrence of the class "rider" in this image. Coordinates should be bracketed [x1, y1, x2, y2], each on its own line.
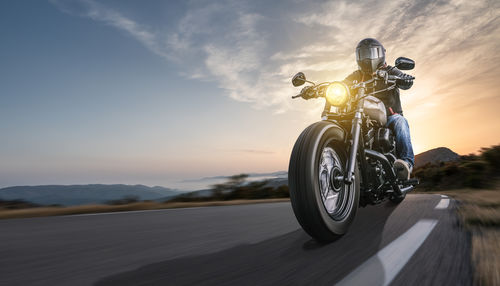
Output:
[343, 38, 415, 180]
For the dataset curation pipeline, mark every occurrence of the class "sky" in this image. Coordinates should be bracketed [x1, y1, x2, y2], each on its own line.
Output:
[0, 0, 499, 189]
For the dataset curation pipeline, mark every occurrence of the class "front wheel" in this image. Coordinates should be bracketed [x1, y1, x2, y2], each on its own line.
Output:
[288, 121, 360, 242]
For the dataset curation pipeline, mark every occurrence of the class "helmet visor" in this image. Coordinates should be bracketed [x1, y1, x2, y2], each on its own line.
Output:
[356, 46, 384, 61]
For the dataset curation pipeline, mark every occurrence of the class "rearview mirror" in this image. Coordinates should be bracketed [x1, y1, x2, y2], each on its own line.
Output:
[292, 72, 306, 87]
[395, 57, 415, 70]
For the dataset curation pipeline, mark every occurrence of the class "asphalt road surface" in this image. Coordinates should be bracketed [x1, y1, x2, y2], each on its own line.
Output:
[0, 194, 472, 285]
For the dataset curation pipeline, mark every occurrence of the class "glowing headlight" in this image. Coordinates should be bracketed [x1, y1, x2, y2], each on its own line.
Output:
[325, 82, 349, 107]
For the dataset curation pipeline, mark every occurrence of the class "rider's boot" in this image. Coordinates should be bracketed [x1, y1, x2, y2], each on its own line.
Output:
[393, 159, 412, 181]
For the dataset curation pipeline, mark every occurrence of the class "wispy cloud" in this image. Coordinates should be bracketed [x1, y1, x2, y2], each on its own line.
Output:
[291, 0, 500, 106]
[50, 0, 174, 60]
[51, 0, 500, 117]
[50, 0, 295, 111]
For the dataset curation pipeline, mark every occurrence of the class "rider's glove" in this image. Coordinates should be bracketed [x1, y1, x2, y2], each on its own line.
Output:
[396, 74, 414, 90]
[300, 86, 315, 100]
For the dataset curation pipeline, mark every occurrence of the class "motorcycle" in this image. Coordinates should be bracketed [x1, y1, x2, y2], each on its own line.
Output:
[288, 57, 418, 242]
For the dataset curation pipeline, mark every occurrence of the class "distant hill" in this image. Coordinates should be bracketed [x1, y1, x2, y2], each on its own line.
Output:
[414, 144, 499, 190]
[0, 184, 182, 206]
[414, 147, 460, 168]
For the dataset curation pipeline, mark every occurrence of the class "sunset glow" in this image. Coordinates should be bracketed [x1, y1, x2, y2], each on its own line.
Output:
[0, 0, 499, 189]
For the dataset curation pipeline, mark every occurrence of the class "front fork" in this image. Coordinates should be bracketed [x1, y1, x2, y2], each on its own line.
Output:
[344, 86, 365, 185]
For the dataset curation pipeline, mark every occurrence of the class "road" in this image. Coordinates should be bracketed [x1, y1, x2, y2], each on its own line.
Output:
[0, 194, 472, 285]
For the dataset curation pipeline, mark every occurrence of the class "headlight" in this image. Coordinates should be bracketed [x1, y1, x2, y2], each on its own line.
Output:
[325, 82, 349, 107]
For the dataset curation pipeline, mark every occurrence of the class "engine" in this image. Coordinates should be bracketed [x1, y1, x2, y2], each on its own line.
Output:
[373, 127, 395, 153]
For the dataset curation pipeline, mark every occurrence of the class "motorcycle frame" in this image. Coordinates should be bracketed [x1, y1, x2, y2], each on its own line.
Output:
[321, 83, 413, 199]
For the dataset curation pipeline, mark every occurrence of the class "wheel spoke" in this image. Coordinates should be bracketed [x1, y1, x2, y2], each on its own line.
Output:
[318, 146, 351, 220]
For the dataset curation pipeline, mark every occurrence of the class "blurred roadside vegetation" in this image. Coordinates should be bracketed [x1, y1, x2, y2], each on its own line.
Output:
[0, 199, 39, 210]
[106, 195, 140, 205]
[168, 174, 289, 203]
[418, 144, 500, 285]
[439, 187, 500, 286]
[415, 144, 500, 190]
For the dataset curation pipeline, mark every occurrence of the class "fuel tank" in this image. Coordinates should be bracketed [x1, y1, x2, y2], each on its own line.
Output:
[363, 96, 387, 125]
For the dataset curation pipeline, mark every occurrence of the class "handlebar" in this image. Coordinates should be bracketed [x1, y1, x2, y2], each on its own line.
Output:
[291, 69, 414, 100]
[388, 75, 415, 81]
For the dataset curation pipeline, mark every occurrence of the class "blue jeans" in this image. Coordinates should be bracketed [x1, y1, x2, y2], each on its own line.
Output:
[386, 114, 415, 168]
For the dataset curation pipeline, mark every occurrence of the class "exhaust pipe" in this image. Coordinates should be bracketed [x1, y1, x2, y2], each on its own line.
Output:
[364, 149, 416, 196]
[399, 185, 414, 194]
[364, 149, 397, 180]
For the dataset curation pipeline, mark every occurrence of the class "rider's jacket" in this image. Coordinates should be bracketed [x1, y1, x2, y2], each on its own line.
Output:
[343, 66, 413, 116]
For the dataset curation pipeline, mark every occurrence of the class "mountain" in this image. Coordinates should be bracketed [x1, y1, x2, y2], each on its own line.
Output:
[0, 184, 182, 206]
[414, 147, 460, 168]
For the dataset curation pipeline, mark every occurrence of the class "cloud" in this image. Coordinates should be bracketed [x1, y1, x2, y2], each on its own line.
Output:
[50, 0, 174, 60]
[50, 0, 294, 110]
[50, 0, 500, 116]
[292, 0, 500, 95]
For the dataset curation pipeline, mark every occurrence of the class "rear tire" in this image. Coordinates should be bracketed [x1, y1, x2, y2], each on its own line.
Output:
[288, 121, 360, 243]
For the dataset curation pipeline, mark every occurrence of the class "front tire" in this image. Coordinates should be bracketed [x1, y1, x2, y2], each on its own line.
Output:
[288, 121, 360, 242]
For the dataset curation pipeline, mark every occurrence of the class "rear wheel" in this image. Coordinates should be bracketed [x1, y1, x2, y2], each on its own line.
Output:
[288, 121, 360, 242]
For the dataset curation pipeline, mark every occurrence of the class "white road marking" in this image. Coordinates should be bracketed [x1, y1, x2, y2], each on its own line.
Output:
[440, 195, 448, 198]
[336, 219, 438, 286]
[435, 199, 450, 209]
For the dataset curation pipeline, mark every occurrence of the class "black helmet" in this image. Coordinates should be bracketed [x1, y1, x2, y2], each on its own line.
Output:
[356, 38, 386, 74]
